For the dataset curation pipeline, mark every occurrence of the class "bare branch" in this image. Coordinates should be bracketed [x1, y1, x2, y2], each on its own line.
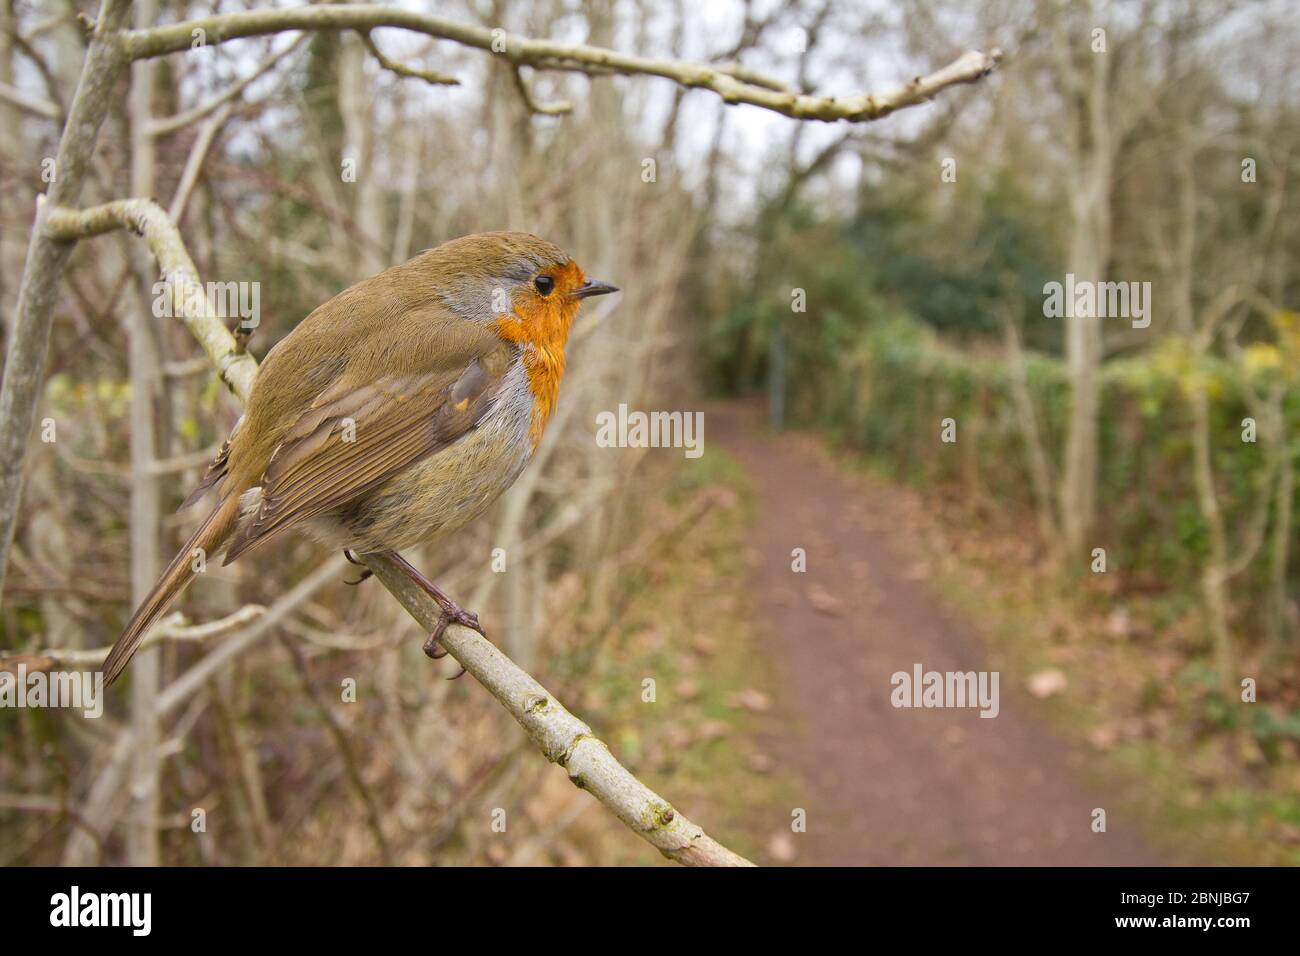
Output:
[511, 65, 572, 115]
[122, 5, 1000, 123]
[358, 30, 458, 86]
[42, 199, 258, 403]
[148, 34, 306, 137]
[0, 79, 59, 119]
[3, 605, 266, 669]
[711, 61, 790, 93]
[168, 102, 234, 221]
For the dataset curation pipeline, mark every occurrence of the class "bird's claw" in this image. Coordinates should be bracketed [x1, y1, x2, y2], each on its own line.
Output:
[422, 606, 484, 680]
[342, 549, 372, 585]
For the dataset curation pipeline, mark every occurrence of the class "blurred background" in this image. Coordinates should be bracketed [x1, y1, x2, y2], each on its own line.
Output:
[1, 0, 1297, 866]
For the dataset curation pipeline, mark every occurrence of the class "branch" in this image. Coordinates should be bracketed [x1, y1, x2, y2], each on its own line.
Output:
[711, 61, 790, 93]
[36, 197, 754, 867]
[59, 561, 344, 865]
[148, 34, 306, 137]
[122, 5, 1001, 123]
[511, 65, 572, 115]
[168, 102, 234, 221]
[42, 199, 258, 403]
[11, 27, 66, 122]
[358, 30, 458, 86]
[2, 605, 266, 670]
[0, 79, 60, 120]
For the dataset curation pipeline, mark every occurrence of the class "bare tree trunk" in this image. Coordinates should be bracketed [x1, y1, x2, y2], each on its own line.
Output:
[1000, 300, 1057, 541]
[1057, 42, 1112, 559]
[0, 1, 15, 138]
[389, 95, 419, 265]
[339, 32, 384, 277]
[1038, 0, 1119, 560]
[0, 0, 17, 340]
[1267, 420, 1294, 646]
[126, 0, 162, 867]
[1188, 382, 1238, 700]
[1058, 279, 1102, 556]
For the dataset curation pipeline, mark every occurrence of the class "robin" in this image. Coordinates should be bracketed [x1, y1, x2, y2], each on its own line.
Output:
[102, 231, 618, 685]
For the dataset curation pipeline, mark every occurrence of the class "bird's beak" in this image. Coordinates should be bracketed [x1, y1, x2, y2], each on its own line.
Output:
[573, 278, 620, 299]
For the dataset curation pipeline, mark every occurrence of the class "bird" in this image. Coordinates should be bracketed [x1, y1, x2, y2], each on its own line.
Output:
[101, 231, 618, 686]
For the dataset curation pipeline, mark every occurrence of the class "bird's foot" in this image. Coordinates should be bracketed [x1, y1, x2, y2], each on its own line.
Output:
[380, 550, 486, 680]
[422, 603, 483, 659]
[342, 549, 372, 585]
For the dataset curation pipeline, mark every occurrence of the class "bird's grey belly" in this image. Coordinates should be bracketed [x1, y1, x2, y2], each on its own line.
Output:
[318, 385, 534, 553]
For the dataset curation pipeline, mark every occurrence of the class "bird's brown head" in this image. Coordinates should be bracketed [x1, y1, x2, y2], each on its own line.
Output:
[413, 231, 617, 445]
[416, 231, 617, 337]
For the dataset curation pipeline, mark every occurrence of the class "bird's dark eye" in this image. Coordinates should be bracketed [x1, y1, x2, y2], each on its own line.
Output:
[534, 275, 555, 296]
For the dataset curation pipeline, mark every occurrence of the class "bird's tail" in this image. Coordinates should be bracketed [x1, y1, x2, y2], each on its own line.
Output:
[102, 494, 242, 686]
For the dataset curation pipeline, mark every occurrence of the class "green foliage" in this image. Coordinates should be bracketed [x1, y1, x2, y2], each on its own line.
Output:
[707, 166, 1062, 401]
[846, 170, 1061, 346]
[802, 316, 1295, 635]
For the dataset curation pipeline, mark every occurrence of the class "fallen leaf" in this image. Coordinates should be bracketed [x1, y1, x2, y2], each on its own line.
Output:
[747, 752, 774, 773]
[807, 585, 844, 616]
[1087, 724, 1119, 750]
[675, 679, 701, 701]
[697, 719, 729, 742]
[1106, 608, 1131, 639]
[767, 832, 798, 863]
[727, 688, 772, 713]
[689, 635, 717, 657]
[1027, 668, 1068, 699]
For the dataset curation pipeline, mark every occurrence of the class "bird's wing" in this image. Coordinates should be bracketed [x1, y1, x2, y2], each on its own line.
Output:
[178, 435, 233, 511]
[221, 338, 514, 563]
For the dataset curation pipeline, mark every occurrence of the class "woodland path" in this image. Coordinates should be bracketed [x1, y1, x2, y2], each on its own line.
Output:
[711, 400, 1162, 865]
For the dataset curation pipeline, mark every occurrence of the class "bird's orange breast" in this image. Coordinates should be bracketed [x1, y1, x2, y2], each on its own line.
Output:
[489, 261, 584, 447]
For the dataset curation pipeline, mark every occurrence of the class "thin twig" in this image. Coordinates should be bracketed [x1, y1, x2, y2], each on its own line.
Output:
[2, 604, 266, 670]
[148, 34, 307, 137]
[0, 80, 59, 119]
[511, 65, 572, 115]
[358, 30, 458, 86]
[168, 102, 235, 222]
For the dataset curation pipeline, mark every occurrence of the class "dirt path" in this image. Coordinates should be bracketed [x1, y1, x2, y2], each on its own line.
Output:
[711, 401, 1161, 866]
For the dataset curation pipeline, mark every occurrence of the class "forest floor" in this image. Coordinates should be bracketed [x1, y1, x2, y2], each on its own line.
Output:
[707, 399, 1169, 865]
